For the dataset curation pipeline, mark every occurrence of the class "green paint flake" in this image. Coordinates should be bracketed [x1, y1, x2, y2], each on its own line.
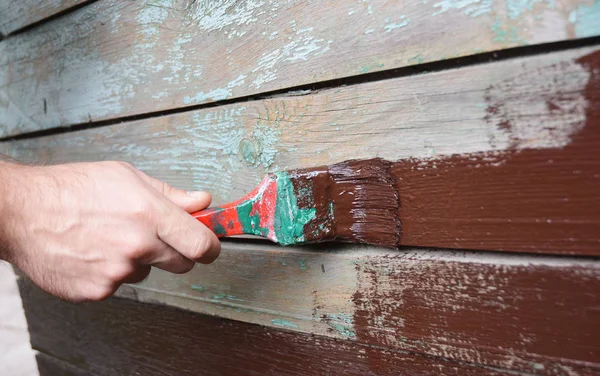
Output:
[491, 18, 525, 44]
[272, 172, 317, 245]
[359, 63, 385, 74]
[571, 0, 600, 38]
[238, 138, 257, 165]
[190, 284, 205, 292]
[252, 125, 281, 168]
[211, 293, 244, 302]
[299, 259, 308, 271]
[408, 54, 425, 64]
[431, 0, 492, 17]
[383, 16, 410, 33]
[271, 319, 299, 329]
[325, 314, 356, 339]
[506, 0, 554, 19]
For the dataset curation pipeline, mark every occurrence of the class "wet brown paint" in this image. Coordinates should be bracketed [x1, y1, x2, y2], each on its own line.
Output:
[290, 158, 401, 247]
[393, 50, 600, 254]
[286, 50, 600, 254]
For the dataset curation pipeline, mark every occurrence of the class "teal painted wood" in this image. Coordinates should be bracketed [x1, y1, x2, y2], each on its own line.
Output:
[1, 0, 599, 137]
[0, 0, 88, 35]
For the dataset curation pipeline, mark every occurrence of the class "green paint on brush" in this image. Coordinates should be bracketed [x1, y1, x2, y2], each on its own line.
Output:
[212, 222, 228, 236]
[273, 172, 317, 245]
[190, 284, 205, 292]
[236, 199, 270, 237]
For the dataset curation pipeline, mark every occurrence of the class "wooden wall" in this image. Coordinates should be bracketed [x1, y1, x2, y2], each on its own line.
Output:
[1, 0, 600, 375]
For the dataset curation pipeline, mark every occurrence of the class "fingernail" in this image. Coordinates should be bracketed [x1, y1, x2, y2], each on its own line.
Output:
[187, 191, 208, 199]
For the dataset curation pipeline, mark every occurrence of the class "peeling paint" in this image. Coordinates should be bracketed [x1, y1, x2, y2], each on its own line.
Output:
[432, 0, 492, 17]
[136, 0, 172, 40]
[183, 74, 246, 105]
[324, 313, 356, 338]
[506, 0, 554, 19]
[383, 16, 410, 32]
[570, 0, 600, 38]
[271, 319, 299, 329]
[251, 34, 333, 89]
[190, 0, 264, 34]
[252, 124, 281, 168]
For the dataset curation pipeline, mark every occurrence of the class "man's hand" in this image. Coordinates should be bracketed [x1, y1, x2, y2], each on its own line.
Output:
[0, 161, 221, 302]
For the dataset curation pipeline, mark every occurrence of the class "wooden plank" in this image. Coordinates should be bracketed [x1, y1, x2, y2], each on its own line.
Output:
[37, 352, 97, 376]
[111, 243, 600, 374]
[0, 0, 89, 36]
[3, 46, 600, 254]
[19, 279, 564, 376]
[1, 0, 600, 137]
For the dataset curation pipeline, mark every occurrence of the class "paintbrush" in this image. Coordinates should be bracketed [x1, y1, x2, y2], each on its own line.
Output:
[191, 158, 401, 248]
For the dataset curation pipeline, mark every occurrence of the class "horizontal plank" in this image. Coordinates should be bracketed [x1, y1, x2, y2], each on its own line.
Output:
[0, 0, 89, 36]
[1, 0, 600, 137]
[20, 244, 600, 375]
[4, 46, 600, 254]
[20, 278, 578, 376]
[36, 352, 95, 376]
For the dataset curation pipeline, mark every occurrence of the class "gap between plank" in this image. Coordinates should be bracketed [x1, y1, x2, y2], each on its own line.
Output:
[2, 36, 600, 143]
[1, 0, 100, 38]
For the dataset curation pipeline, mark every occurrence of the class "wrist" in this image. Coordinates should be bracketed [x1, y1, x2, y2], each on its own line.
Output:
[0, 161, 30, 262]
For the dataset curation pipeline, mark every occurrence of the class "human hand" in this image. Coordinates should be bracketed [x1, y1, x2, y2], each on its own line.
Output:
[0, 161, 220, 302]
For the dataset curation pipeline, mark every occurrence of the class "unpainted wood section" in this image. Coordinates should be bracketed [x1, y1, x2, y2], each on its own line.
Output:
[1, 0, 599, 137]
[0, 0, 89, 35]
[4, 46, 600, 254]
[20, 279, 567, 376]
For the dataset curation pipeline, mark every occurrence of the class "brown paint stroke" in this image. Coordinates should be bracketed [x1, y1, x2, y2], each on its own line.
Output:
[394, 50, 600, 255]
[291, 158, 401, 247]
[20, 280, 512, 376]
[352, 254, 600, 375]
[287, 50, 600, 254]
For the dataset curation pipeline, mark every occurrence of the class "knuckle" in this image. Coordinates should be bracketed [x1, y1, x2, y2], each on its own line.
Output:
[106, 264, 135, 282]
[124, 236, 151, 261]
[86, 284, 116, 301]
[187, 235, 211, 261]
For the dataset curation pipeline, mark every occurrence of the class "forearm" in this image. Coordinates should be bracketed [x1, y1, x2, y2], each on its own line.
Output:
[0, 159, 18, 261]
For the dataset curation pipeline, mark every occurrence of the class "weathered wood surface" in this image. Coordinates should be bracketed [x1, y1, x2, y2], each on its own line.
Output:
[2, 0, 600, 137]
[22, 277, 596, 376]
[37, 353, 94, 376]
[4, 46, 600, 254]
[0, 0, 89, 36]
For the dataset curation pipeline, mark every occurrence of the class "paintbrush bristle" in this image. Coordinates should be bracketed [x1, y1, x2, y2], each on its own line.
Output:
[288, 158, 401, 247]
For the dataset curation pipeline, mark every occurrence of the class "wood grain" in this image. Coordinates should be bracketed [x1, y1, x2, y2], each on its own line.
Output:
[3, 46, 600, 254]
[20, 277, 593, 376]
[0, 0, 89, 35]
[36, 353, 96, 376]
[1, 0, 599, 137]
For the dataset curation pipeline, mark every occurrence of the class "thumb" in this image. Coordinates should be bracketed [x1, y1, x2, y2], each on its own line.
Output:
[133, 170, 212, 212]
